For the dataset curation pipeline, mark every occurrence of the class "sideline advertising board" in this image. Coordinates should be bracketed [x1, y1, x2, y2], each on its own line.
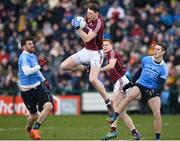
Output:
[0, 95, 81, 115]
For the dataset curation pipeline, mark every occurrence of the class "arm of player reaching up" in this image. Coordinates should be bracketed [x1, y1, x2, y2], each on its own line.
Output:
[100, 59, 117, 72]
[77, 29, 96, 43]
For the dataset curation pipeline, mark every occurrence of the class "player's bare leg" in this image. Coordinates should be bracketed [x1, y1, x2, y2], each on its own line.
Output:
[89, 66, 108, 101]
[114, 92, 137, 133]
[36, 102, 53, 124]
[107, 86, 140, 123]
[113, 91, 136, 130]
[89, 66, 113, 116]
[60, 55, 85, 71]
[102, 91, 121, 140]
[116, 86, 140, 116]
[26, 114, 38, 132]
[121, 112, 141, 140]
[30, 102, 53, 140]
[148, 96, 162, 140]
[103, 91, 140, 140]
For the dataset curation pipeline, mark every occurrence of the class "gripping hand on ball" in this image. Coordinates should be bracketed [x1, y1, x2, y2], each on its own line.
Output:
[71, 18, 81, 29]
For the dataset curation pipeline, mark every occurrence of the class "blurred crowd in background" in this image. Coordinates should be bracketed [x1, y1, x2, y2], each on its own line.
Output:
[0, 0, 179, 114]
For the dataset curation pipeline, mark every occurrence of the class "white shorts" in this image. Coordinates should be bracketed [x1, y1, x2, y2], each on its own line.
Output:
[113, 75, 130, 93]
[72, 48, 104, 68]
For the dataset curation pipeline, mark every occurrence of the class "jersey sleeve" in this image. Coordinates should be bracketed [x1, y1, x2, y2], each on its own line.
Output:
[93, 18, 102, 34]
[160, 64, 168, 79]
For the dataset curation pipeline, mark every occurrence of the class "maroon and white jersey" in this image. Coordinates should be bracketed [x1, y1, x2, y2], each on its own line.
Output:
[106, 50, 127, 84]
[83, 15, 104, 50]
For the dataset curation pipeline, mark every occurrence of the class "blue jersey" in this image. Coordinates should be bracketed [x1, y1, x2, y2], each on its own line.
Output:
[137, 56, 168, 89]
[18, 51, 42, 88]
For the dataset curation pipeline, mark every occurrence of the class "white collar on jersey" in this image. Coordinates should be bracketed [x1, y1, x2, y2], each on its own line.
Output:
[23, 51, 34, 56]
[152, 56, 164, 65]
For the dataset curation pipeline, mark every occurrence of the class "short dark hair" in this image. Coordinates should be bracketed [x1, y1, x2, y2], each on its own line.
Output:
[156, 43, 167, 52]
[20, 37, 34, 47]
[88, 3, 100, 12]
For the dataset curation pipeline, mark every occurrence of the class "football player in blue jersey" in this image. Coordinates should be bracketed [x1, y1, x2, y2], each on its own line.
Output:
[107, 43, 168, 140]
[18, 37, 53, 140]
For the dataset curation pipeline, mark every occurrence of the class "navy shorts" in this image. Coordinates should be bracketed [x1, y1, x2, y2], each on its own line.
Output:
[135, 83, 160, 102]
[21, 84, 52, 114]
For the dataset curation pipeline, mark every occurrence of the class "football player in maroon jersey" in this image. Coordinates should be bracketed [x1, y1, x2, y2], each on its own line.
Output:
[60, 3, 113, 116]
[101, 39, 140, 140]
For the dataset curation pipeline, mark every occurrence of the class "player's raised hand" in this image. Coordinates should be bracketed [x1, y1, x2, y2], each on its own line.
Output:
[71, 18, 81, 29]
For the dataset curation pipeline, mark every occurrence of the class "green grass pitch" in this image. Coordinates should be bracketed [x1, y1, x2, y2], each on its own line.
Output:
[0, 114, 180, 140]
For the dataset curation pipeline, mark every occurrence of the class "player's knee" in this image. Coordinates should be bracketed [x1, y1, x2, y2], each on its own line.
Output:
[120, 112, 126, 119]
[28, 114, 38, 122]
[126, 94, 135, 102]
[44, 102, 53, 112]
[153, 109, 161, 116]
[60, 62, 67, 70]
[89, 77, 97, 85]
[113, 103, 118, 108]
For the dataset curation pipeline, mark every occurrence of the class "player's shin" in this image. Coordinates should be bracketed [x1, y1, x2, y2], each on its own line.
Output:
[26, 114, 38, 132]
[107, 112, 120, 124]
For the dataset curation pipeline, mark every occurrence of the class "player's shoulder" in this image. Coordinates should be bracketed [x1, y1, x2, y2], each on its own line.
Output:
[98, 15, 104, 21]
[18, 52, 26, 64]
[141, 56, 152, 62]
[19, 52, 25, 59]
[97, 15, 104, 25]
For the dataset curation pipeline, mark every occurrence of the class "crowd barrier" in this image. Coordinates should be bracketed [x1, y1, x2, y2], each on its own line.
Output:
[0, 95, 81, 115]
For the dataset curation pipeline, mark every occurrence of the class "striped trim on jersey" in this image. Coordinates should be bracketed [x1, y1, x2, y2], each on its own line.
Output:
[93, 18, 102, 33]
